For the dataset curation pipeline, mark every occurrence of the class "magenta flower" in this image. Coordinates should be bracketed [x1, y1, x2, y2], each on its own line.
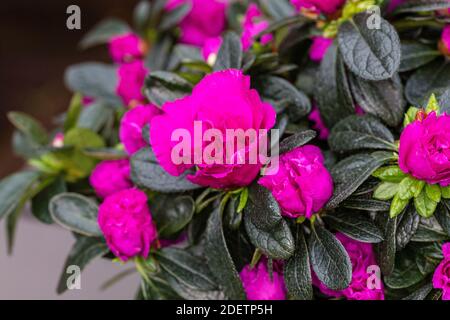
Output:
[440, 25, 450, 56]
[90, 160, 133, 198]
[399, 112, 450, 187]
[98, 188, 157, 261]
[201, 36, 222, 62]
[240, 259, 286, 300]
[258, 145, 333, 219]
[241, 3, 273, 51]
[291, 0, 346, 15]
[309, 36, 333, 62]
[313, 233, 385, 300]
[108, 33, 146, 63]
[119, 104, 161, 155]
[432, 243, 450, 300]
[116, 60, 148, 106]
[166, 0, 228, 47]
[308, 105, 330, 140]
[150, 69, 276, 189]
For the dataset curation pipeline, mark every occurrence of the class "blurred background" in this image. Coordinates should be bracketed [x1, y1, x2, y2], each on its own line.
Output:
[0, 0, 142, 299]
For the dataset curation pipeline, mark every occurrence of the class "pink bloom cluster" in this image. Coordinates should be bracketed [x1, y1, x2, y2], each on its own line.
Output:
[309, 36, 333, 62]
[90, 159, 133, 198]
[150, 69, 276, 189]
[441, 25, 450, 56]
[308, 106, 330, 140]
[291, 0, 345, 15]
[313, 233, 385, 300]
[240, 259, 286, 300]
[109, 33, 146, 64]
[399, 112, 450, 187]
[119, 104, 161, 155]
[241, 3, 273, 51]
[116, 60, 148, 106]
[98, 189, 158, 261]
[432, 243, 450, 300]
[166, 0, 228, 47]
[259, 145, 333, 219]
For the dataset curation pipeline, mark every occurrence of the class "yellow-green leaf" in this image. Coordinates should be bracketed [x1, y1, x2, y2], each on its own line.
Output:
[373, 182, 399, 200]
[425, 184, 441, 203]
[390, 194, 409, 218]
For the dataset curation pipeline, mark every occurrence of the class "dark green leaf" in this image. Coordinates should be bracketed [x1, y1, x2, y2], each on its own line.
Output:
[394, 0, 450, 13]
[76, 103, 114, 133]
[375, 213, 397, 276]
[399, 42, 440, 72]
[130, 148, 200, 193]
[157, 248, 225, 300]
[205, 206, 246, 300]
[145, 36, 174, 71]
[396, 205, 420, 250]
[315, 43, 354, 128]
[57, 237, 109, 294]
[49, 193, 102, 237]
[438, 88, 450, 114]
[7, 112, 48, 145]
[64, 63, 121, 105]
[436, 201, 450, 236]
[144, 71, 193, 107]
[329, 115, 396, 153]
[341, 198, 390, 211]
[284, 227, 313, 300]
[309, 223, 352, 291]
[254, 76, 311, 120]
[159, 3, 191, 31]
[323, 211, 384, 243]
[349, 73, 405, 127]
[402, 283, 433, 300]
[411, 217, 449, 242]
[385, 251, 424, 289]
[260, 0, 295, 20]
[244, 184, 295, 259]
[338, 12, 401, 81]
[279, 130, 316, 155]
[326, 152, 394, 209]
[32, 176, 66, 224]
[213, 32, 242, 71]
[405, 59, 450, 106]
[0, 171, 40, 219]
[133, 1, 151, 31]
[150, 195, 195, 238]
[79, 19, 130, 49]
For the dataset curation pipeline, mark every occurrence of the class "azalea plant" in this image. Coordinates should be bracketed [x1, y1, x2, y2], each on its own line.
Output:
[1, 0, 450, 300]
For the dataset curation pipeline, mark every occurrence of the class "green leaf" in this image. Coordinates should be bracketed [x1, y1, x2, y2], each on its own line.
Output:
[144, 71, 193, 107]
[399, 42, 440, 72]
[323, 211, 384, 243]
[438, 88, 450, 114]
[425, 94, 440, 114]
[390, 194, 410, 218]
[402, 283, 433, 300]
[57, 236, 109, 294]
[133, 1, 151, 31]
[309, 223, 352, 291]
[145, 36, 174, 71]
[82, 148, 127, 160]
[315, 43, 354, 128]
[0, 171, 40, 220]
[284, 228, 313, 300]
[64, 93, 83, 133]
[373, 181, 399, 200]
[279, 130, 316, 155]
[31, 176, 66, 224]
[159, 3, 191, 31]
[260, 0, 295, 20]
[205, 206, 246, 300]
[64, 63, 121, 105]
[405, 59, 450, 106]
[49, 193, 102, 237]
[7, 112, 48, 145]
[385, 251, 424, 289]
[76, 103, 114, 133]
[403, 106, 419, 127]
[425, 184, 441, 203]
[341, 198, 390, 212]
[398, 176, 425, 200]
[130, 148, 200, 193]
[244, 184, 295, 260]
[349, 73, 405, 127]
[329, 115, 396, 153]
[373, 166, 407, 183]
[442, 186, 450, 199]
[435, 201, 450, 236]
[254, 76, 311, 121]
[65, 127, 105, 149]
[338, 12, 401, 81]
[327, 152, 394, 209]
[156, 248, 224, 300]
[150, 195, 195, 238]
[414, 189, 438, 218]
[396, 205, 420, 249]
[394, 0, 450, 13]
[213, 32, 242, 71]
[79, 18, 130, 49]
[374, 213, 397, 276]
